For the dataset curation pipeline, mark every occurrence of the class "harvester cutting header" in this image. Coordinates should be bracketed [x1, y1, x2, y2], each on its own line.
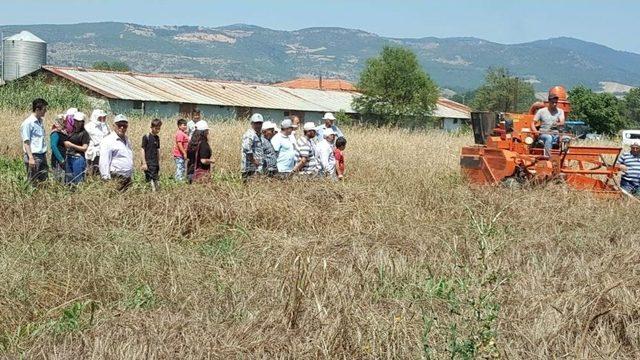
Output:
[460, 86, 625, 198]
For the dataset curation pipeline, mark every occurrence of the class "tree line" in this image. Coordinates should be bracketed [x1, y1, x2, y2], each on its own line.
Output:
[354, 46, 640, 135]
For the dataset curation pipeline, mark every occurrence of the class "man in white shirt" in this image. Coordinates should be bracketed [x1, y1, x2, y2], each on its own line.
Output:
[85, 109, 111, 176]
[186, 110, 202, 138]
[317, 128, 337, 179]
[99, 114, 134, 191]
[20, 98, 49, 185]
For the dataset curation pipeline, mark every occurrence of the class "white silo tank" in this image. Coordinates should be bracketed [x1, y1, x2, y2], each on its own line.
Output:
[2, 31, 47, 82]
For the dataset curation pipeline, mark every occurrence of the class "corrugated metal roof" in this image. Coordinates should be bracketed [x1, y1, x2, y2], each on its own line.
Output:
[41, 66, 469, 118]
[42, 66, 358, 113]
[436, 98, 471, 119]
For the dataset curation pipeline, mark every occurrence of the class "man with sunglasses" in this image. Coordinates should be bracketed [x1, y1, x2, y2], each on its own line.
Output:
[532, 93, 565, 157]
[99, 114, 134, 191]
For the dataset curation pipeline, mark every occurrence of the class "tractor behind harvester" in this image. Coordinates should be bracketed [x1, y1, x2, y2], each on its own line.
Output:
[460, 86, 625, 198]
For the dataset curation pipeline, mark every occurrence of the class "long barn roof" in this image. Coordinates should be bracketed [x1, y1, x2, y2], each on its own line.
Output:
[42, 66, 470, 119]
[42, 66, 358, 113]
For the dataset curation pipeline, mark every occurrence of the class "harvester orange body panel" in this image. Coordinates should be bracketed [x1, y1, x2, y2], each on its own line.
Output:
[460, 86, 622, 198]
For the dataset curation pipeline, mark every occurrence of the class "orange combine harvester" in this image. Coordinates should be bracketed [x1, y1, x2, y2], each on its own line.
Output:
[460, 86, 624, 198]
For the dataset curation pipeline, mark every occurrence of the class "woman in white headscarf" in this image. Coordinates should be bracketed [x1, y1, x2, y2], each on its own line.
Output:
[84, 109, 111, 176]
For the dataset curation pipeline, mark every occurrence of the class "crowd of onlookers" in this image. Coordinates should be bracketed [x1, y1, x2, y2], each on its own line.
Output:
[19, 98, 347, 190]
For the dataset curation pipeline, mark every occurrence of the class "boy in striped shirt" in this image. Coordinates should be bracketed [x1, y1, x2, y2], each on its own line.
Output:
[617, 142, 640, 194]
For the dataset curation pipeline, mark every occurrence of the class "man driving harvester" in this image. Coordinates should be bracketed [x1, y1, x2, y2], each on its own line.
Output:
[531, 91, 566, 157]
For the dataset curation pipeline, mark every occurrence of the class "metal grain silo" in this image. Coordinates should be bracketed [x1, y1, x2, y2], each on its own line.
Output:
[2, 31, 47, 82]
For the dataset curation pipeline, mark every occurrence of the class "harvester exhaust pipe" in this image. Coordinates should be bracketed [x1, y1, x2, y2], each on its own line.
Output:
[470, 112, 498, 145]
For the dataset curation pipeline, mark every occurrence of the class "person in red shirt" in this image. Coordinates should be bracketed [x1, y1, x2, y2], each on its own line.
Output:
[173, 119, 189, 181]
[334, 137, 347, 180]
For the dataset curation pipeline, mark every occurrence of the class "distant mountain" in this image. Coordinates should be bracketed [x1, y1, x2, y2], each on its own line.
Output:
[2, 22, 639, 93]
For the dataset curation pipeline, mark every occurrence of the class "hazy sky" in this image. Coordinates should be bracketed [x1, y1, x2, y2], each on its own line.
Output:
[2, 0, 639, 53]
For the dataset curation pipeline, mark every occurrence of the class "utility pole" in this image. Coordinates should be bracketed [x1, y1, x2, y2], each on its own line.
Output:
[514, 77, 519, 112]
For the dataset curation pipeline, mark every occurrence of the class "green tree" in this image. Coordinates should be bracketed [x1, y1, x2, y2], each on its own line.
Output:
[353, 46, 438, 126]
[92, 61, 131, 72]
[569, 85, 627, 134]
[471, 68, 535, 113]
[623, 88, 640, 127]
[451, 89, 476, 106]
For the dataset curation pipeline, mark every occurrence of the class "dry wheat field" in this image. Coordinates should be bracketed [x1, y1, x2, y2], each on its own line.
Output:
[0, 109, 638, 359]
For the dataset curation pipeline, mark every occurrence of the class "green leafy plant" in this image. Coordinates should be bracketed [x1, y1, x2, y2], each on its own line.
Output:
[123, 284, 156, 310]
[50, 301, 96, 334]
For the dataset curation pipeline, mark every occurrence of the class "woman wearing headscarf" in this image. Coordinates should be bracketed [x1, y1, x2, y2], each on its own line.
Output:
[49, 114, 68, 182]
[186, 122, 213, 183]
[85, 109, 110, 176]
[64, 108, 78, 134]
[64, 112, 90, 184]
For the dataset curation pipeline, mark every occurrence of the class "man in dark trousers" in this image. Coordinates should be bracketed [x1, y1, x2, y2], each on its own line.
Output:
[141, 118, 162, 191]
[20, 98, 49, 185]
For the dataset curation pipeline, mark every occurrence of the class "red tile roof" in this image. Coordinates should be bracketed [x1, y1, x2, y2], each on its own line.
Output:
[274, 78, 357, 92]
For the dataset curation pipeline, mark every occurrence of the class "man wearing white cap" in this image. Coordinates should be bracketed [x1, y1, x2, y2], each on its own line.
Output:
[261, 121, 278, 176]
[293, 122, 321, 176]
[617, 141, 640, 195]
[241, 113, 265, 179]
[99, 114, 134, 191]
[317, 128, 338, 179]
[85, 109, 110, 176]
[316, 112, 345, 140]
[271, 119, 297, 175]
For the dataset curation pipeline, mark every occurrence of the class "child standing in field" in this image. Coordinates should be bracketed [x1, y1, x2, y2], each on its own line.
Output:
[173, 119, 189, 181]
[141, 118, 162, 191]
[334, 137, 347, 180]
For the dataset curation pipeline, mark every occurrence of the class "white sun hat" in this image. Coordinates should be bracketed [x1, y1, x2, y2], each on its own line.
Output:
[262, 121, 276, 131]
[73, 112, 86, 121]
[281, 119, 293, 129]
[303, 122, 317, 131]
[250, 113, 264, 123]
[322, 112, 336, 121]
[323, 128, 336, 138]
[114, 114, 129, 123]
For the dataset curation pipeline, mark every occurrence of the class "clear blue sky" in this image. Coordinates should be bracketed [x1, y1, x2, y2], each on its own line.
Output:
[2, 0, 639, 53]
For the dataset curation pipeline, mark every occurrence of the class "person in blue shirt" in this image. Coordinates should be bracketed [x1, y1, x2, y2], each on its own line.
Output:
[271, 119, 297, 176]
[20, 98, 49, 184]
[617, 142, 640, 195]
[316, 112, 345, 140]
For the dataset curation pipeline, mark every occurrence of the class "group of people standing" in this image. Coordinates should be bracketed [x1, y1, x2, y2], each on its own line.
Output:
[19, 98, 347, 190]
[21, 98, 136, 190]
[237, 112, 346, 180]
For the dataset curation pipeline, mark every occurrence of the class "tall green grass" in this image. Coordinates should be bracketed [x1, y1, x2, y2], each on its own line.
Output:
[0, 73, 90, 111]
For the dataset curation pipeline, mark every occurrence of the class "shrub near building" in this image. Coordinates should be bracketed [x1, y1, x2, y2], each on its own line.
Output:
[0, 73, 90, 111]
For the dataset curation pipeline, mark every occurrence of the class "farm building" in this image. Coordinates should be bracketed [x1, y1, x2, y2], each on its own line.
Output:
[276, 77, 471, 130]
[436, 98, 472, 131]
[11, 65, 470, 127]
[36, 66, 359, 123]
